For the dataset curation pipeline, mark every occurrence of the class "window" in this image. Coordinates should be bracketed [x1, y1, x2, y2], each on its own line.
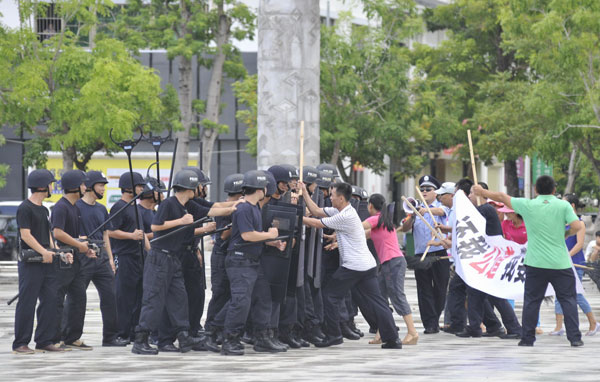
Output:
[36, 3, 62, 41]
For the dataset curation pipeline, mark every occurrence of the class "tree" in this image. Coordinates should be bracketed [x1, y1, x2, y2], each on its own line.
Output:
[320, 2, 426, 182]
[0, 2, 177, 171]
[115, 0, 254, 174]
[411, 0, 532, 194]
[232, 74, 257, 156]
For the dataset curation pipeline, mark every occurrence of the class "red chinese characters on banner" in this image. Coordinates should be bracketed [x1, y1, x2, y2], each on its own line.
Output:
[469, 246, 515, 279]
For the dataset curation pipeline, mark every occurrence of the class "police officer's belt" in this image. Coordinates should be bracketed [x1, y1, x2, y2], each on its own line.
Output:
[157, 246, 194, 256]
[232, 251, 260, 262]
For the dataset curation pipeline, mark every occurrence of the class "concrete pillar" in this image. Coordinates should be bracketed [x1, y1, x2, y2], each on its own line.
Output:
[257, 0, 320, 169]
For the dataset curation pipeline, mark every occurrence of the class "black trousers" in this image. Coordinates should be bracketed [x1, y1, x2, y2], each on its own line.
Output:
[115, 252, 143, 340]
[13, 260, 58, 350]
[414, 250, 450, 330]
[63, 251, 118, 343]
[137, 250, 189, 333]
[181, 249, 205, 334]
[53, 253, 86, 344]
[205, 248, 230, 331]
[522, 266, 581, 344]
[466, 287, 521, 334]
[279, 295, 297, 328]
[446, 274, 467, 331]
[323, 266, 398, 342]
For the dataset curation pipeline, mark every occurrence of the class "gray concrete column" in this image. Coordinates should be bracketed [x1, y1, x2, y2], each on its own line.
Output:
[257, 0, 320, 169]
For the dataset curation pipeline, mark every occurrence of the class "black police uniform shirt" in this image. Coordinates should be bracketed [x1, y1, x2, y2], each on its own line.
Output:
[139, 205, 155, 234]
[214, 214, 232, 251]
[51, 197, 80, 247]
[192, 197, 215, 209]
[109, 198, 145, 255]
[151, 196, 210, 252]
[76, 199, 109, 241]
[227, 201, 263, 256]
[16, 199, 50, 250]
[477, 203, 503, 236]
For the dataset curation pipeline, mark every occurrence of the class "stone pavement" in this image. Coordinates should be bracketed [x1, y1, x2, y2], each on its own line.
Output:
[0, 260, 599, 382]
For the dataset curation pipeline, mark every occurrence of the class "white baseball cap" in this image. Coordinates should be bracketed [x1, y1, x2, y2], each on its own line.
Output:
[435, 182, 456, 195]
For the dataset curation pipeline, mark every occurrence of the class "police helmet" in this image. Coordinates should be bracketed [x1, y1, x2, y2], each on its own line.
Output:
[27, 169, 56, 189]
[317, 163, 339, 177]
[264, 170, 277, 197]
[302, 166, 319, 184]
[85, 171, 108, 189]
[142, 176, 166, 196]
[267, 165, 292, 184]
[118, 172, 145, 189]
[316, 171, 334, 189]
[281, 164, 299, 180]
[61, 170, 87, 190]
[223, 173, 244, 194]
[183, 167, 211, 186]
[243, 170, 269, 190]
[172, 169, 200, 190]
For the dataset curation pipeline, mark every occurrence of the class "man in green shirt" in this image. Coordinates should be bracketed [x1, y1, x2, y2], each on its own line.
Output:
[472, 175, 584, 347]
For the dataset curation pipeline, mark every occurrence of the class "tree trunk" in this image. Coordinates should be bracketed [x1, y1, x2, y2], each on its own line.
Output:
[62, 147, 75, 171]
[565, 146, 578, 194]
[504, 159, 519, 196]
[201, 6, 230, 175]
[174, 55, 193, 173]
[330, 140, 341, 167]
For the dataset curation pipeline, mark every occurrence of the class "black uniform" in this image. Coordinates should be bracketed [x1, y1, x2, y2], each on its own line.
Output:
[66, 199, 119, 345]
[13, 200, 58, 350]
[51, 197, 87, 345]
[136, 196, 210, 335]
[204, 213, 232, 331]
[110, 198, 145, 341]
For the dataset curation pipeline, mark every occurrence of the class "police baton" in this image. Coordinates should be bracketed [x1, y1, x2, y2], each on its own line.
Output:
[145, 130, 171, 206]
[149, 216, 213, 244]
[193, 223, 232, 239]
[233, 235, 292, 249]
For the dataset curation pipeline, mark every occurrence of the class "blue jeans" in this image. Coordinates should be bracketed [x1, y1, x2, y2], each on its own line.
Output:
[555, 269, 592, 314]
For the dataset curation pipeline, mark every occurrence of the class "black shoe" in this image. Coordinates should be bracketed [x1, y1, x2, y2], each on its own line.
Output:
[483, 327, 506, 337]
[314, 334, 343, 348]
[518, 340, 534, 347]
[381, 338, 402, 349]
[158, 343, 180, 352]
[240, 331, 255, 345]
[253, 330, 285, 353]
[131, 331, 158, 355]
[424, 327, 440, 334]
[442, 326, 463, 334]
[456, 330, 482, 338]
[221, 334, 244, 356]
[309, 324, 326, 341]
[279, 328, 301, 349]
[293, 327, 310, 347]
[177, 331, 203, 353]
[571, 340, 584, 347]
[204, 331, 221, 353]
[269, 330, 289, 351]
[341, 322, 361, 340]
[499, 333, 521, 340]
[102, 337, 128, 347]
[348, 321, 364, 337]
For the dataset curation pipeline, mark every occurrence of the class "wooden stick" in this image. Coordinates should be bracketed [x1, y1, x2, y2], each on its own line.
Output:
[299, 120, 305, 197]
[401, 196, 444, 241]
[574, 263, 594, 271]
[467, 129, 481, 205]
[420, 244, 432, 262]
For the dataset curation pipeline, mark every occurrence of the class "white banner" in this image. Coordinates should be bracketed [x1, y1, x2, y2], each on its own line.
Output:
[451, 191, 583, 300]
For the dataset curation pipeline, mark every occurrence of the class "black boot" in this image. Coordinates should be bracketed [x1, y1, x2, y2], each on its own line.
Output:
[348, 320, 364, 337]
[221, 333, 244, 356]
[313, 325, 326, 340]
[303, 323, 323, 345]
[240, 330, 255, 345]
[253, 330, 285, 353]
[279, 326, 301, 349]
[341, 321, 361, 340]
[177, 331, 203, 353]
[294, 327, 310, 348]
[268, 329, 288, 351]
[131, 331, 158, 355]
[203, 330, 221, 353]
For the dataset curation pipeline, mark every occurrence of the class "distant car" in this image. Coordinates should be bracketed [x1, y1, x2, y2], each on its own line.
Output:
[0, 201, 20, 216]
[0, 215, 18, 260]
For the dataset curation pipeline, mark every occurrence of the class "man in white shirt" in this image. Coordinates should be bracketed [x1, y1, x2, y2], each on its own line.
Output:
[301, 182, 401, 349]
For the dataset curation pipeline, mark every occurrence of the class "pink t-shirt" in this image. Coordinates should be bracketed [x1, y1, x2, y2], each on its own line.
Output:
[366, 213, 404, 264]
[501, 219, 527, 245]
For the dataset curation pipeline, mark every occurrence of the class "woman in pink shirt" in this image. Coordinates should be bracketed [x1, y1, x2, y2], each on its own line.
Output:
[362, 193, 418, 345]
[499, 206, 527, 245]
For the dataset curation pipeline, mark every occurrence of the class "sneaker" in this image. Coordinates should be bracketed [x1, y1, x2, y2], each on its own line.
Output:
[65, 340, 93, 351]
[585, 323, 600, 336]
[549, 328, 565, 336]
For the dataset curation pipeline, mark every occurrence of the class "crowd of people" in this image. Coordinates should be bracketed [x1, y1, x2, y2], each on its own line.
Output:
[11, 164, 599, 355]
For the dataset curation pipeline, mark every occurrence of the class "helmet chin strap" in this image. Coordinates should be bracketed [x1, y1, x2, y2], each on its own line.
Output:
[65, 189, 83, 198]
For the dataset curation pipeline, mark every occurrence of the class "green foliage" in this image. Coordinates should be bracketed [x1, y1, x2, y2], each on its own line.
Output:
[231, 74, 257, 156]
[321, 3, 425, 179]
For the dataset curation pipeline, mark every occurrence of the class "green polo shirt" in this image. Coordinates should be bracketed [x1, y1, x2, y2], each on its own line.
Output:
[511, 195, 579, 269]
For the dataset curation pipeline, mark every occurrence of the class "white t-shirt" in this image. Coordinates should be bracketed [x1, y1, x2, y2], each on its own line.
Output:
[321, 204, 377, 271]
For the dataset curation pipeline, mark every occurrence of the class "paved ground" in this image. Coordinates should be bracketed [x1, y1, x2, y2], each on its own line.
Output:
[0, 259, 599, 381]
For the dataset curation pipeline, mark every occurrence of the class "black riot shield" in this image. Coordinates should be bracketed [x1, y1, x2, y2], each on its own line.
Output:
[306, 190, 319, 280]
[312, 188, 324, 288]
[263, 200, 303, 301]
